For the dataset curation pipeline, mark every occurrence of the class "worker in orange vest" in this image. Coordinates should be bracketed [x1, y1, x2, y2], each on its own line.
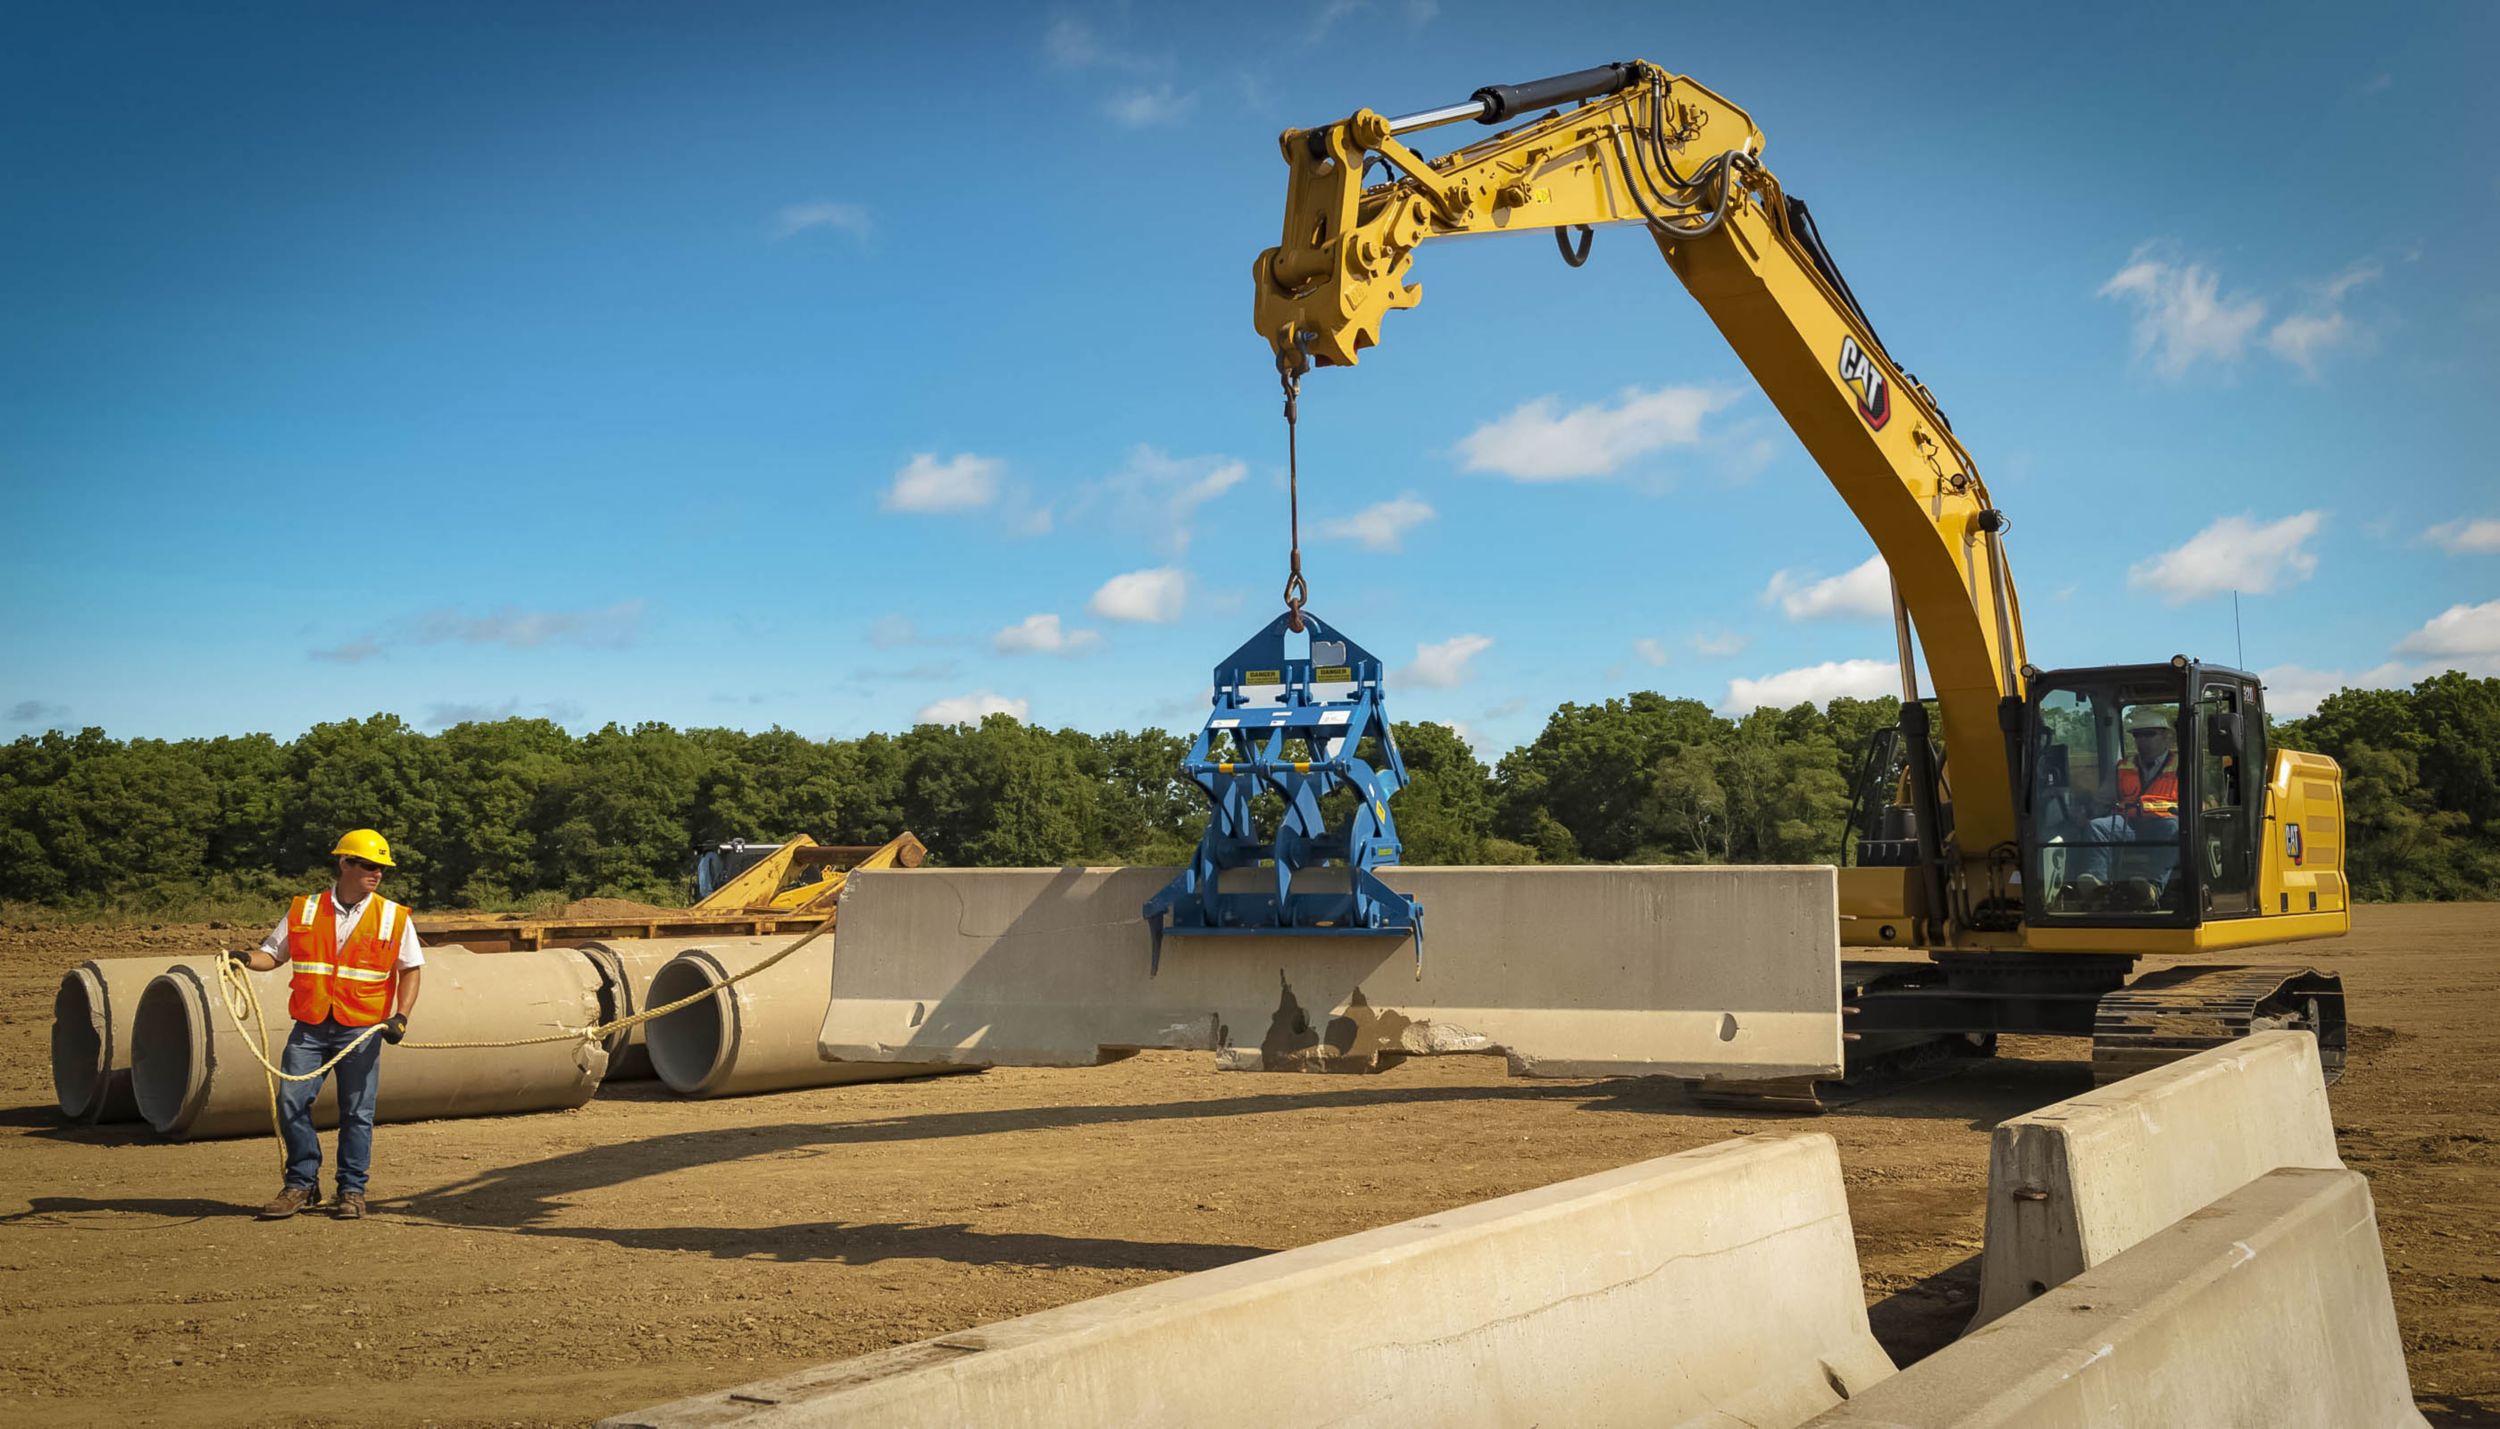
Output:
[2075, 708, 2182, 893]
[223, 829, 425, 1220]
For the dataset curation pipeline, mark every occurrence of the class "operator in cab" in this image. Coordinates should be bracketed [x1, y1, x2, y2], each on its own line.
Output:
[2074, 708, 2181, 896]
[223, 828, 424, 1221]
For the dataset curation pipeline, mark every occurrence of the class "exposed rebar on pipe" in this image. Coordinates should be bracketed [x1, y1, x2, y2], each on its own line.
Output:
[642, 937, 971, 1097]
[577, 939, 686, 1082]
[130, 946, 609, 1140]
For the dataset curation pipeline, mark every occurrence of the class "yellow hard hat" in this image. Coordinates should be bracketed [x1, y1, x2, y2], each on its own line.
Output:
[331, 828, 396, 867]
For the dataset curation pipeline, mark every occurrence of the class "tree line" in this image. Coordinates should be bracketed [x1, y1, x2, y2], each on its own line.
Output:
[2, 673, 2491, 914]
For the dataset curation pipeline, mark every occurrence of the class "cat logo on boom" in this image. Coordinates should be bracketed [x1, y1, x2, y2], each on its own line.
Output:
[1837, 335, 1891, 430]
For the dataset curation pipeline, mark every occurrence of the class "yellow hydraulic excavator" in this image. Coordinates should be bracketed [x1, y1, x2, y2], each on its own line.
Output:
[1252, 60, 2348, 1095]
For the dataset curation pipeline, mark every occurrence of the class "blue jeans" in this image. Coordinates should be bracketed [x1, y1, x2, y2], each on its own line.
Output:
[2077, 813, 2179, 889]
[277, 1018, 384, 1195]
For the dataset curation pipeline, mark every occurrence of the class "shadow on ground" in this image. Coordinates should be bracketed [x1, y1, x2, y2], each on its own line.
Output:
[1864, 1252, 1981, 1368]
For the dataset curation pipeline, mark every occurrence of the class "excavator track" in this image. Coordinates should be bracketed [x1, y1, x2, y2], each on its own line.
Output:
[2090, 964, 2346, 1085]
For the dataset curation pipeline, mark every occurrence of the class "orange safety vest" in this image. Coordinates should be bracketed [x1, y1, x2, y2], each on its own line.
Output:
[2117, 751, 2179, 818]
[285, 892, 406, 1027]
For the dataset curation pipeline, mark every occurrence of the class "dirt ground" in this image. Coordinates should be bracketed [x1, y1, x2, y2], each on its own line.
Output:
[2, 904, 2493, 1426]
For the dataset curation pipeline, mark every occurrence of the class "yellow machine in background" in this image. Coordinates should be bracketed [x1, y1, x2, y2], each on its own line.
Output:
[416, 832, 925, 953]
[691, 832, 928, 916]
[1254, 60, 2346, 1089]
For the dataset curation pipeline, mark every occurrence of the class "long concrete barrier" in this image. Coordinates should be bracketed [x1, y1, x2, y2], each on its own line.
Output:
[600, 1131, 1894, 1428]
[641, 938, 969, 1097]
[53, 955, 192, 1122]
[130, 946, 608, 1139]
[1973, 1028, 2341, 1325]
[815, 865, 1843, 1081]
[1808, 1167, 2423, 1428]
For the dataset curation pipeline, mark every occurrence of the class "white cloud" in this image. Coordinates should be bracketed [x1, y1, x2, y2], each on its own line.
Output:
[2395, 599, 2500, 658]
[1691, 631, 1747, 658]
[882, 452, 1002, 514]
[2103, 245, 2382, 380]
[1309, 0, 1365, 41]
[414, 602, 646, 650]
[1105, 84, 1195, 127]
[1407, 633, 1493, 688]
[1089, 567, 1188, 623]
[2425, 518, 2500, 555]
[1090, 446, 1244, 555]
[774, 201, 871, 240]
[915, 690, 1030, 726]
[2256, 662, 2423, 719]
[1761, 555, 1890, 620]
[2261, 311, 2351, 375]
[1043, 14, 1158, 71]
[2127, 511, 2324, 604]
[2316, 259, 2383, 305]
[2098, 246, 2267, 377]
[1457, 385, 1738, 481]
[319, 602, 644, 661]
[993, 612, 1101, 655]
[1722, 658, 1900, 712]
[1633, 637, 1669, 667]
[1319, 495, 1435, 551]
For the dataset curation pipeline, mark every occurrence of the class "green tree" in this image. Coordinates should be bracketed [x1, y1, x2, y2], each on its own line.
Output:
[1387, 720, 1494, 864]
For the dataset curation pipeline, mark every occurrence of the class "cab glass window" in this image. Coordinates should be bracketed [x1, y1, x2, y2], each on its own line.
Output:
[2032, 684, 2183, 917]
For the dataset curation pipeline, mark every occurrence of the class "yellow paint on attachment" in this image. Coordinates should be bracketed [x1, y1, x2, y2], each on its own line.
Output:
[1295, 761, 1311, 773]
[1219, 763, 1235, 774]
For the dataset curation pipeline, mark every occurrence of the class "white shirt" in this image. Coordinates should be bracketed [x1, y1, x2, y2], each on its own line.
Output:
[260, 888, 426, 969]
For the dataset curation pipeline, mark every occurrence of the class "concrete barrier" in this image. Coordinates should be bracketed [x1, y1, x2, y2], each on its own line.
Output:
[600, 1132, 1894, 1428]
[1973, 1028, 2341, 1325]
[815, 865, 1843, 1082]
[1807, 1167, 2424, 1428]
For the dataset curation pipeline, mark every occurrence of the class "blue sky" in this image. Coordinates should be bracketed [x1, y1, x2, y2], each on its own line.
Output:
[4, 2, 2494, 754]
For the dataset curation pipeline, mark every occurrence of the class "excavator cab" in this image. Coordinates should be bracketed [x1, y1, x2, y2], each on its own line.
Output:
[2024, 659, 2266, 928]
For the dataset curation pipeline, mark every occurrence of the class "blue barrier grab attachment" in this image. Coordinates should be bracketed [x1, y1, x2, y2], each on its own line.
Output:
[1143, 609, 1425, 971]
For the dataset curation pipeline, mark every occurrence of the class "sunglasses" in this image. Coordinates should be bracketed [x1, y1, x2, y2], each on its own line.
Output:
[343, 857, 385, 873]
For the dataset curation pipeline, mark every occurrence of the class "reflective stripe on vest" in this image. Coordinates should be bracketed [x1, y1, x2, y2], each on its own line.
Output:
[286, 892, 402, 1027]
[2118, 752, 2178, 817]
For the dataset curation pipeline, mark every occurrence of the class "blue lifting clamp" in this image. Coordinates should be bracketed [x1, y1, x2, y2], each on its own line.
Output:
[1142, 609, 1425, 973]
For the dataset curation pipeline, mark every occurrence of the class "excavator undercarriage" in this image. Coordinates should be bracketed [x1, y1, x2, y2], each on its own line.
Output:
[1694, 956, 2347, 1111]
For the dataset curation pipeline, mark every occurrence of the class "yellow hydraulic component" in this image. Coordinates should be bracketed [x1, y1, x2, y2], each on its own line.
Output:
[690, 831, 928, 916]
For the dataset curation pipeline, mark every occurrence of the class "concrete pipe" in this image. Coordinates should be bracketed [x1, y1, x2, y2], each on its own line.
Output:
[54, 956, 196, 1122]
[129, 946, 610, 1140]
[643, 937, 969, 1097]
[576, 938, 695, 1082]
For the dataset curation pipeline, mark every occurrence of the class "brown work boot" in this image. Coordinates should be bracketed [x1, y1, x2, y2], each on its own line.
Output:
[333, 1191, 367, 1220]
[258, 1184, 320, 1220]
